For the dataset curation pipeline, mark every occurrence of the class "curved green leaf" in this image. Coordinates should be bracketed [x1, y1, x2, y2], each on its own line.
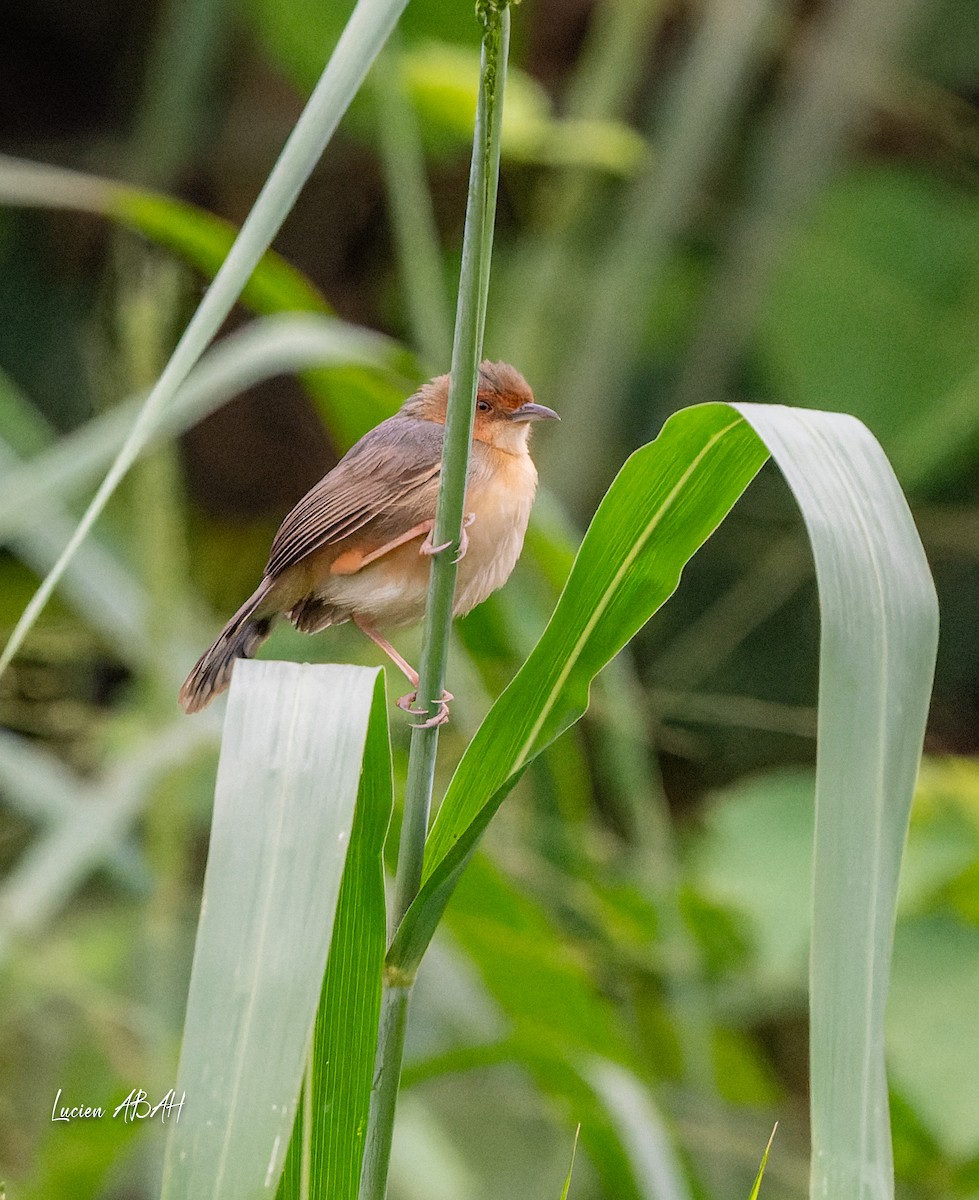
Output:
[390, 399, 937, 1199]
[387, 402, 767, 971]
[429, 403, 767, 881]
[735, 402, 938, 1199]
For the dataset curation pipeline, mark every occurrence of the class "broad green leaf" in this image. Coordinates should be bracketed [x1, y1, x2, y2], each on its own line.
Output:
[111, 188, 412, 445]
[888, 915, 979, 1160]
[391, 399, 936, 1199]
[112, 188, 329, 315]
[389, 402, 768, 974]
[278, 673, 393, 1200]
[445, 854, 631, 1061]
[690, 764, 977, 999]
[0, 156, 413, 448]
[160, 662, 384, 1199]
[0, 155, 326, 317]
[442, 853, 684, 1200]
[402, 41, 646, 173]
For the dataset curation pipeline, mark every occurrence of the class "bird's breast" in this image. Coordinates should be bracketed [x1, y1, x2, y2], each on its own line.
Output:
[453, 445, 537, 616]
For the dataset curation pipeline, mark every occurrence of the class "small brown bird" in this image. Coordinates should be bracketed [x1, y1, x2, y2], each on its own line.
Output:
[178, 361, 557, 723]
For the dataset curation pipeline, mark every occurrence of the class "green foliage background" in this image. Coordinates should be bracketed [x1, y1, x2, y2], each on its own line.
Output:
[1, 0, 978, 1196]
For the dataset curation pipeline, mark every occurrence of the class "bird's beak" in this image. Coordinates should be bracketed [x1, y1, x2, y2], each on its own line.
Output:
[508, 401, 560, 423]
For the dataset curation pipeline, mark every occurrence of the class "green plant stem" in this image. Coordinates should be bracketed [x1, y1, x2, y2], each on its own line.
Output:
[359, 8, 511, 1199]
[393, 2, 510, 930]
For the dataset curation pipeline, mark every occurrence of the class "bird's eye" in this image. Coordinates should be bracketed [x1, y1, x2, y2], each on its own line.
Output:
[476, 399, 492, 413]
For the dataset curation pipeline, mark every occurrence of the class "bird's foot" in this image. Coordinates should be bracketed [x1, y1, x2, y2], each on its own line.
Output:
[419, 513, 476, 563]
[453, 513, 476, 563]
[397, 689, 454, 727]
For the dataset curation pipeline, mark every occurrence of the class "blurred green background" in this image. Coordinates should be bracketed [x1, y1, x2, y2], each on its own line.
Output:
[2, 0, 979, 1196]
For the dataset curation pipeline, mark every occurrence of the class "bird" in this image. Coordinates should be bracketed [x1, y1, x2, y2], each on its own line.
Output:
[178, 361, 557, 724]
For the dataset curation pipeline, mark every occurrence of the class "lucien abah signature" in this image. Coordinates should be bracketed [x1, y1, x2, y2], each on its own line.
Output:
[51, 1088, 185, 1124]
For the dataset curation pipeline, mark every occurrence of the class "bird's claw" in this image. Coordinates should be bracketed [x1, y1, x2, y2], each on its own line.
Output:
[397, 689, 454, 726]
[420, 513, 476, 563]
[452, 514, 476, 563]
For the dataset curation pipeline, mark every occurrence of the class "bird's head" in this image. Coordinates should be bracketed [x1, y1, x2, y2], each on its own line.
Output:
[404, 361, 558, 454]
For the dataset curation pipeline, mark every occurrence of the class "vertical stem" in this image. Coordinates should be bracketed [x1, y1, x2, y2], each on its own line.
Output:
[359, 7, 511, 1199]
[392, 1, 510, 931]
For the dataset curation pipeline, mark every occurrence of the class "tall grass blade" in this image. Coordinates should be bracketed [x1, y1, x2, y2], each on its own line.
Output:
[559, 1124, 580, 1200]
[160, 662, 385, 1199]
[587, 1061, 692, 1200]
[0, 719, 214, 963]
[277, 676, 393, 1200]
[0, 0, 409, 679]
[747, 1124, 778, 1200]
[734, 404, 938, 1199]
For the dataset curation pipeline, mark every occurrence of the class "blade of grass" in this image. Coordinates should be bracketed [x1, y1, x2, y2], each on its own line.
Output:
[674, 0, 925, 407]
[0, 0, 410, 679]
[587, 1060, 693, 1200]
[0, 437, 150, 664]
[0, 315, 400, 548]
[0, 153, 327, 313]
[0, 729, 147, 891]
[559, 1125, 580, 1200]
[541, 0, 779, 498]
[0, 717, 217, 965]
[747, 1124, 778, 1200]
[277, 674, 393, 1200]
[358, 6, 513, 1198]
[159, 662, 385, 1199]
[734, 403, 938, 1199]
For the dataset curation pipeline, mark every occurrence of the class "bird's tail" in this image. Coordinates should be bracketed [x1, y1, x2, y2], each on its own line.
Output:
[178, 584, 275, 713]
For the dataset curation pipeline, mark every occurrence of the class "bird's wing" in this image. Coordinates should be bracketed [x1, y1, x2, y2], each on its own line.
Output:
[265, 415, 444, 578]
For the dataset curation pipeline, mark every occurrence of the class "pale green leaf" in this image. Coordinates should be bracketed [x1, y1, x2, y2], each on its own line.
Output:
[734, 403, 938, 1200]
[887, 915, 979, 1160]
[160, 662, 384, 1199]
[402, 41, 646, 174]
